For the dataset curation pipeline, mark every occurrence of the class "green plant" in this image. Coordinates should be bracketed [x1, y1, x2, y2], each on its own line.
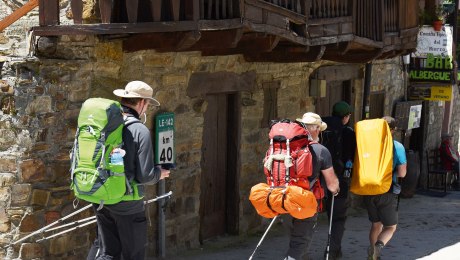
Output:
[435, 4, 448, 21]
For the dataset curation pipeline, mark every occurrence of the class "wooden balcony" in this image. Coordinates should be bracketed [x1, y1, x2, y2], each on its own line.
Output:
[31, 0, 419, 63]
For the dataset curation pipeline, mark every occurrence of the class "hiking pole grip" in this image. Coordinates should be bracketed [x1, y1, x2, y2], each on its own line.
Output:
[325, 195, 335, 260]
[248, 215, 278, 260]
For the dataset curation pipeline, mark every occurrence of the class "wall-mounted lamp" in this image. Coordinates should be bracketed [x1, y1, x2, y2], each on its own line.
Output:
[402, 54, 411, 65]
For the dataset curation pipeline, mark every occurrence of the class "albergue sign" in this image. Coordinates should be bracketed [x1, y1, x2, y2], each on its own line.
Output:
[409, 55, 455, 82]
[409, 69, 451, 81]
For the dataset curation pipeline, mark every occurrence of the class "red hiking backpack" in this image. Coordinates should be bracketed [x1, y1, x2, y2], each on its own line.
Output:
[263, 120, 316, 189]
[249, 120, 324, 219]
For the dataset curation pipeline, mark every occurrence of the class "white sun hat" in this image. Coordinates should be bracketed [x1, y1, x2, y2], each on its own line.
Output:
[296, 112, 327, 131]
[113, 81, 160, 106]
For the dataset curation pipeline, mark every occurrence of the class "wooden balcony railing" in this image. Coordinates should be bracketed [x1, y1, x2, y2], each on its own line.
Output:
[31, 0, 418, 62]
[35, 0, 416, 42]
[355, 0, 417, 41]
[39, 0, 241, 26]
[260, 0, 351, 18]
[310, 0, 351, 18]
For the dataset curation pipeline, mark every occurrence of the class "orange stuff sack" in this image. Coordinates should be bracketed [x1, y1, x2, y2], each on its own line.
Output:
[267, 187, 289, 214]
[249, 183, 278, 218]
[283, 185, 317, 219]
[249, 183, 318, 219]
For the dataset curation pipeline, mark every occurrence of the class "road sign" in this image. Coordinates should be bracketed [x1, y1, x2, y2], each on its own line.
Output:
[155, 112, 175, 164]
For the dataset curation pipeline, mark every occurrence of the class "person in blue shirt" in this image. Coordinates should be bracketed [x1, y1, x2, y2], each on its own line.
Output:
[364, 116, 407, 260]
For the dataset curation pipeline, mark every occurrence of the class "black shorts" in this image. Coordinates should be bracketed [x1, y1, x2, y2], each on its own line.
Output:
[363, 192, 398, 226]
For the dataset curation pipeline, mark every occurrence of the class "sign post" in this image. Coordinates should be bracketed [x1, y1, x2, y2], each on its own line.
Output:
[154, 112, 175, 258]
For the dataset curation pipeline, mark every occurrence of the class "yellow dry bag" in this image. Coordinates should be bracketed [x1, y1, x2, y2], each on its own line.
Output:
[350, 119, 393, 195]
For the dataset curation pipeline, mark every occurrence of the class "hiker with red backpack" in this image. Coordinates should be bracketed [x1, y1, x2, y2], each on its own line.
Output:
[282, 112, 339, 260]
[83, 81, 170, 259]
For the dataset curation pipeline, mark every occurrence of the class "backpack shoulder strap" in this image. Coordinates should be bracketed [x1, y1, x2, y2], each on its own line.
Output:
[306, 142, 324, 187]
[124, 115, 141, 127]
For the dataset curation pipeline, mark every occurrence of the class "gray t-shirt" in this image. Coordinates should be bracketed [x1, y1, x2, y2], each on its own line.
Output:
[309, 142, 333, 181]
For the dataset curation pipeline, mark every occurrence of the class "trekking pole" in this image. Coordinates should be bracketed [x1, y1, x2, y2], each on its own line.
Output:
[44, 216, 96, 233]
[325, 195, 335, 260]
[36, 218, 97, 242]
[248, 215, 278, 260]
[144, 191, 173, 204]
[11, 203, 93, 245]
[33, 192, 173, 243]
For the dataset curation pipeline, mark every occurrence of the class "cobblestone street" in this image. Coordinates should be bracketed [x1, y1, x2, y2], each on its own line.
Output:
[173, 190, 460, 260]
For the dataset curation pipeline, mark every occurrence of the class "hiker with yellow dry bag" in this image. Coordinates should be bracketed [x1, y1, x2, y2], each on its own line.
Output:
[350, 117, 407, 260]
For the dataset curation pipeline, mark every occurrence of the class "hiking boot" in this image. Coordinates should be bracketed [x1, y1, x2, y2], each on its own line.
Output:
[367, 246, 374, 260]
[372, 242, 384, 260]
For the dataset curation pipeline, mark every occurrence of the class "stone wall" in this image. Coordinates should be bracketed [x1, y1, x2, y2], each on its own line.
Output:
[0, 33, 342, 258]
[370, 58, 405, 120]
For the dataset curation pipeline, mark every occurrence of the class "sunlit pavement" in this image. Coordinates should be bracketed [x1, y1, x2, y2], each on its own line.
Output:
[172, 190, 460, 260]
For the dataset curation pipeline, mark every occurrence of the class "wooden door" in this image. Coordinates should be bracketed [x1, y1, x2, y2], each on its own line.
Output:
[316, 80, 352, 117]
[200, 93, 239, 240]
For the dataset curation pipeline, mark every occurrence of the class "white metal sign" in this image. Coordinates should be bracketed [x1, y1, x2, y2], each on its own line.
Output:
[413, 25, 453, 58]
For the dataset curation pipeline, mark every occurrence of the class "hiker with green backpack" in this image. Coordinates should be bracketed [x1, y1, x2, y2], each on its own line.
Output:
[72, 81, 170, 259]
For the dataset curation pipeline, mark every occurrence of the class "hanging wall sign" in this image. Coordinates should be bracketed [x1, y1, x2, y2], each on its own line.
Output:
[413, 25, 453, 58]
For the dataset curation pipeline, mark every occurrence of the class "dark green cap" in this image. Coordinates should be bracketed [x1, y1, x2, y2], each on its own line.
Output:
[332, 101, 352, 117]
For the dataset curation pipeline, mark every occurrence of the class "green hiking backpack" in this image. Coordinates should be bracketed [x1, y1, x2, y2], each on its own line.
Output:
[70, 98, 142, 205]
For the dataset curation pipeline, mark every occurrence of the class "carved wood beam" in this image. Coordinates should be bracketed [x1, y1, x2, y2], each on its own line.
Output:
[122, 29, 244, 53]
[201, 34, 280, 56]
[323, 49, 386, 63]
[243, 45, 326, 63]
[176, 31, 202, 51]
[182, 29, 244, 51]
[122, 32, 201, 52]
[320, 42, 353, 59]
[245, 22, 310, 46]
